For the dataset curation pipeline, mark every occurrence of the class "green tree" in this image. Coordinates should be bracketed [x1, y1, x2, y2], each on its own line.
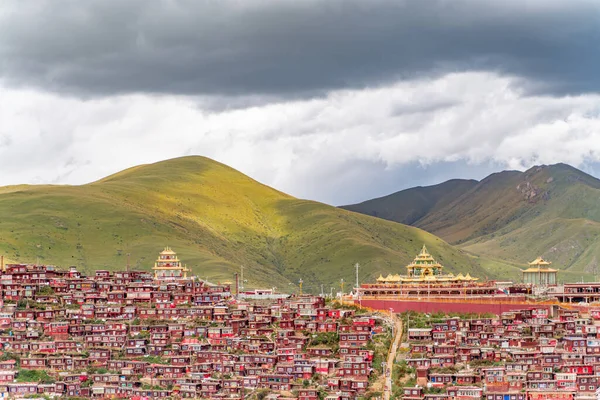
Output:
[37, 286, 55, 296]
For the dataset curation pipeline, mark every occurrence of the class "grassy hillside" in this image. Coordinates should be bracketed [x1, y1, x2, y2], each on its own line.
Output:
[0, 156, 485, 292]
[342, 163, 600, 282]
[342, 179, 477, 225]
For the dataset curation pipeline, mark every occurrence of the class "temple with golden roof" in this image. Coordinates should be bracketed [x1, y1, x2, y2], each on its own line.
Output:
[358, 245, 498, 298]
[522, 256, 557, 286]
[152, 247, 190, 280]
[375, 245, 479, 284]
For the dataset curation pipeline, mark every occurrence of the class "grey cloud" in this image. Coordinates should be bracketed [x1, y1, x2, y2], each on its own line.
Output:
[389, 100, 459, 117]
[0, 0, 599, 99]
[3, 71, 600, 205]
[0, 135, 12, 147]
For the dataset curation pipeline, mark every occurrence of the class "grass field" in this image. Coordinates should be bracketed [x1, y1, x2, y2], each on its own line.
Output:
[0, 156, 489, 292]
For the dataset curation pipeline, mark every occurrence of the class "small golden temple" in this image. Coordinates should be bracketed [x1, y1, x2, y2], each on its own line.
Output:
[152, 247, 190, 280]
[522, 256, 557, 285]
[375, 245, 478, 284]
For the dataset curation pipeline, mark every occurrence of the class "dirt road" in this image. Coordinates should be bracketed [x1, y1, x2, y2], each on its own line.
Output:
[383, 314, 403, 400]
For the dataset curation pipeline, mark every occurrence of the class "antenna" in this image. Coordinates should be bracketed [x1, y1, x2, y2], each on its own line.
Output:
[299, 279, 303, 295]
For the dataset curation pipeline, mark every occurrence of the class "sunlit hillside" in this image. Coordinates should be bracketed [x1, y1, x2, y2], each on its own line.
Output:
[0, 156, 485, 292]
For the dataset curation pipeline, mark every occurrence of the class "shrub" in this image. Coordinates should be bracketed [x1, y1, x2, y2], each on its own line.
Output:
[17, 369, 55, 384]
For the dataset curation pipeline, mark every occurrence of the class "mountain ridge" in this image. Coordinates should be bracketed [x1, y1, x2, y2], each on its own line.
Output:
[343, 178, 478, 226]
[0, 156, 484, 292]
[341, 163, 600, 281]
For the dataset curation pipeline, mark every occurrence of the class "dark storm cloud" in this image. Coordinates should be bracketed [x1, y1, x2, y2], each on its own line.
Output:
[0, 0, 599, 99]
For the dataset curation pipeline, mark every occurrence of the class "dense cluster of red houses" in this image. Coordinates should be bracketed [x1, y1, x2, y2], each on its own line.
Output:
[0, 263, 388, 399]
[402, 306, 600, 400]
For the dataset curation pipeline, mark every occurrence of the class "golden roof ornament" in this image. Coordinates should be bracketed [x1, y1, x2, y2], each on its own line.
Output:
[160, 246, 177, 255]
[528, 256, 551, 266]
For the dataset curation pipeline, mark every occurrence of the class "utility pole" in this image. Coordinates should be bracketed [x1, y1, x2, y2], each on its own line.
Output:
[235, 273, 239, 299]
[330, 287, 333, 298]
[355, 263, 361, 306]
[340, 278, 345, 295]
[240, 265, 244, 291]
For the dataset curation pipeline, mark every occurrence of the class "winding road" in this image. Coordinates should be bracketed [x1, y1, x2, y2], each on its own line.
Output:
[383, 313, 403, 400]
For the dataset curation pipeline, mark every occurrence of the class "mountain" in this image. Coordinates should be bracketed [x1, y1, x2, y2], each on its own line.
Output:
[342, 179, 478, 226]
[342, 164, 600, 282]
[0, 156, 484, 292]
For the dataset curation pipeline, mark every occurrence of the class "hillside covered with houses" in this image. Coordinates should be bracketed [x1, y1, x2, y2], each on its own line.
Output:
[0, 260, 393, 399]
[395, 306, 600, 400]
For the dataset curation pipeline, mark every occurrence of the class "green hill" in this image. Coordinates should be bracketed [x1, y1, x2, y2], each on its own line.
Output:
[342, 179, 477, 225]
[0, 156, 484, 292]
[342, 164, 600, 282]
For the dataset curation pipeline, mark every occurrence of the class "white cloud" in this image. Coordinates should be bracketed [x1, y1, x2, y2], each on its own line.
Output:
[1, 72, 600, 204]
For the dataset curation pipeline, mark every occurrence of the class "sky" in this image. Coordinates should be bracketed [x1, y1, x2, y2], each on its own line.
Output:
[2, 0, 600, 205]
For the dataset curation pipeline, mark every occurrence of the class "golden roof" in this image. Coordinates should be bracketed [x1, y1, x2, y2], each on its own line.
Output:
[380, 274, 401, 282]
[373, 245, 480, 284]
[522, 267, 557, 273]
[524, 256, 557, 273]
[528, 256, 551, 266]
[406, 245, 443, 269]
[414, 245, 437, 262]
[374, 273, 479, 284]
[160, 247, 177, 255]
